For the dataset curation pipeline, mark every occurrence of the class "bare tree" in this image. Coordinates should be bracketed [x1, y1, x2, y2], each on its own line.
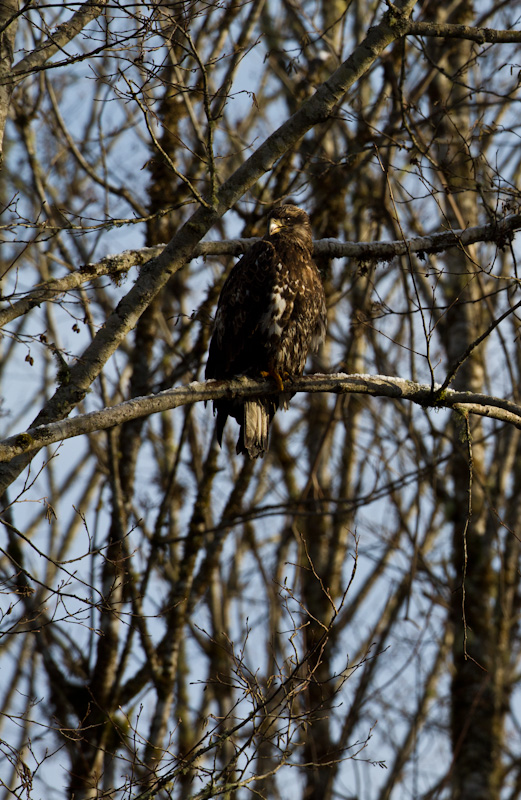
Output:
[2, 1, 521, 799]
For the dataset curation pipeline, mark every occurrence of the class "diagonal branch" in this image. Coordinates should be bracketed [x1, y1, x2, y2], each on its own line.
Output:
[4, 0, 109, 84]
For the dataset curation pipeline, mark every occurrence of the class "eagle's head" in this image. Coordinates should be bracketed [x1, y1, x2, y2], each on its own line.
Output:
[267, 204, 312, 248]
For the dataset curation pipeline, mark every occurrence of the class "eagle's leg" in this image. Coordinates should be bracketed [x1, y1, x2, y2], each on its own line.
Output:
[260, 368, 285, 392]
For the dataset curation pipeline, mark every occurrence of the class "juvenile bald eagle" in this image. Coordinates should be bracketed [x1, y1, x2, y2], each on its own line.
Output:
[205, 204, 326, 458]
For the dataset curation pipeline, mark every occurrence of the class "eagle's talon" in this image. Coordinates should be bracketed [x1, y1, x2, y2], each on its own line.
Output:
[273, 371, 285, 392]
[260, 369, 285, 392]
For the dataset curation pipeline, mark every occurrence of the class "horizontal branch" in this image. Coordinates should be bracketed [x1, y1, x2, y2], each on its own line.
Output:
[2, 212, 520, 329]
[0, 373, 520, 462]
[406, 20, 521, 44]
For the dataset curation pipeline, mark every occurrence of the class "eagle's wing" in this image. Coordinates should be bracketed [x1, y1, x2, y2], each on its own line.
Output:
[205, 239, 283, 380]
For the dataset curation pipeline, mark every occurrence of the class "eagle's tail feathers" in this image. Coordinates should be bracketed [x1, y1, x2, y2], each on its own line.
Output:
[238, 400, 270, 458]
[280, 391, 291, 410]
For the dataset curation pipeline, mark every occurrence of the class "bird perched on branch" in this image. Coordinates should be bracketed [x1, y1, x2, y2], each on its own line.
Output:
[206, 204, 327, 458]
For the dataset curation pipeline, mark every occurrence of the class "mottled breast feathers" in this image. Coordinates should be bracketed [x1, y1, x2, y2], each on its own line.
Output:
[205, 205, 327, 458]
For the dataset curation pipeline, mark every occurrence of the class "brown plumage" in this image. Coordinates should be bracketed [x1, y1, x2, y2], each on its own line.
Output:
[205, 205, 327, 458]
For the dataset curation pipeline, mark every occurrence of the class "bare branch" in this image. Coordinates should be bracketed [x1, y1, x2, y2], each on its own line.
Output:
[4, 0, 109, 84]
[406, 20, 521, 44]
[3, 211, 520, 328]
[0, 247, 163, 327]
[0, 373, 519, 462]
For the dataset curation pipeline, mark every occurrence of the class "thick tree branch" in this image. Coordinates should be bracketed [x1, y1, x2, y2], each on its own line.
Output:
[2, 212, 519, 329]
[0, 373, 519, 463]
[0, 0, 19, 162]
[406, 21, 521, 44]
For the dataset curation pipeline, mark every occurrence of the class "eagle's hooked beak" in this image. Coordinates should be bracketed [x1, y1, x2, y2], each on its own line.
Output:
[268, 217, 284, 235]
